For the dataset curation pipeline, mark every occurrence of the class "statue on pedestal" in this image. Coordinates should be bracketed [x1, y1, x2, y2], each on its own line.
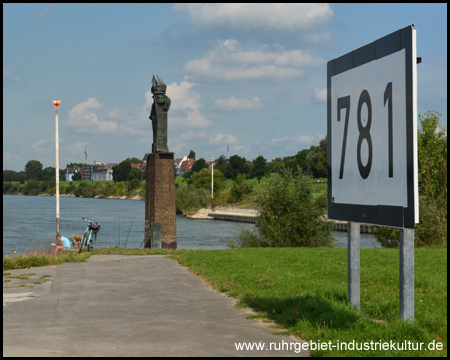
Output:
[144, 75, 177, 249]
[149, 75, 171, 153]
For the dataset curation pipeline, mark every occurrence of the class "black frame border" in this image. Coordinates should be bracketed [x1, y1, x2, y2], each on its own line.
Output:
[327, 25, 416, 228]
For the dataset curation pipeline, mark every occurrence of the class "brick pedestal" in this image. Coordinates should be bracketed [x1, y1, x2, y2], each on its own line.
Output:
[144, 153, 177, 249]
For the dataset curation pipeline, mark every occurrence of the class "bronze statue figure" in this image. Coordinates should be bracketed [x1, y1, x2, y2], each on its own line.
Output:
[150, 75, 171, 153]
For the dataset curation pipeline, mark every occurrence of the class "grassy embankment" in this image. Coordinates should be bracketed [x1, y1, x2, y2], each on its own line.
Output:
[2, 245, 191, 270]
[170, 247, 447, 357]
[3, 245, 446, 357]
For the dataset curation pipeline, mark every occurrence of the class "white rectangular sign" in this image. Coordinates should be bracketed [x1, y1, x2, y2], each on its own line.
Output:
[327, 25, 418, 228]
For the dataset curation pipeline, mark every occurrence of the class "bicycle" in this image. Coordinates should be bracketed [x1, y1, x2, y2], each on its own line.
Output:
[79, 217, 101, 253]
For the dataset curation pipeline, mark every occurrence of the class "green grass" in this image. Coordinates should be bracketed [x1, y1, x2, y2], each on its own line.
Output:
[175, 177, 186, 185]
[3, 246, 196, 270]
[169, 247, 447, 357]
[3, 251, 92, 270]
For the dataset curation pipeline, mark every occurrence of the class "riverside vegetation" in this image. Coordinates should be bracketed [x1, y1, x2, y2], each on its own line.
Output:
[3, 110, 446, 249]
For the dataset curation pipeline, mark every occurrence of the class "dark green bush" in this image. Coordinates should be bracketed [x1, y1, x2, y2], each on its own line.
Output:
[3, 183, 12, 193]
[65, 184, 76, 195]
[129, 179, 141, 191]
[103, 183, 114, 196]
[190, 168, 224, 193]
[230, 168, 334, 248]
[22, 179, 40, 195]
[228, 174, 252, 203]
[175, 186, 209, 214]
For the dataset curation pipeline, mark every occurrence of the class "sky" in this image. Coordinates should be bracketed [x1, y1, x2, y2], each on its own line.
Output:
[3, 3, 447, 172]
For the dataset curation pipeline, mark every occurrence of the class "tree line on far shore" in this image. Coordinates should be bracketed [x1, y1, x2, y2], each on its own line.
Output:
[182, 136, 327, 183]
[3, 137, 328, 185]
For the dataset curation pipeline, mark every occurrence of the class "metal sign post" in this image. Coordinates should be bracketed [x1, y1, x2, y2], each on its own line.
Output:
[327, 25, 419, 322]
[211, 158, 214, 210]
[53, 100, 61, 235]
[348, 222, 360, 310]
[400, 228, 415, 321]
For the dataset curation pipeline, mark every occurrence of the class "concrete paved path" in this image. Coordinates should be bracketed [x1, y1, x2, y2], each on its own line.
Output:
[3, 255, 309, 357]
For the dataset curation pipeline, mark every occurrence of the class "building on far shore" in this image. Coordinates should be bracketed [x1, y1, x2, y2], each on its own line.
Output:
[65, 167, 82, 181]
[131, 163, 146, 176]
[174, 156, 195, 177]
[82, 162, 118, 181]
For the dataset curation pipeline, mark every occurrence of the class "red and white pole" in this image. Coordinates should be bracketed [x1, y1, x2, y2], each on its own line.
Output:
[53, 100, 61, 235]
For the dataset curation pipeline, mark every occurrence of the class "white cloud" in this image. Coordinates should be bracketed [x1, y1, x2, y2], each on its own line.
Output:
[208, 133, 238, 145]
[267, 133, 325, 150]
[107, 107, 122, 119]
[3, 67, 20, 82]
[33, 4, 53, 19]
[221, 39, 238, 51]
[68, 97, 103, 118]
[180, 131, 208, 141]
[226, 144, 249, 155]
[316, 132, 326, 140]
[182, 40, 324, 80]
[302, 31, 332, 44]
[173, 4, 333, 32]
[296, 135, 315, 144]
[168, 141, 188, 156]
[3, 152, 23, 166]
[269, 137, 289, 144]
[31, 138, 53, 154]
[144, 81, 211, 128]
[167, 131, 209, 158]
[214, 96, 264, 111]
[314, 88, 327, 102]
[63, 141, 87, 158]
[66, 98, 119, 133]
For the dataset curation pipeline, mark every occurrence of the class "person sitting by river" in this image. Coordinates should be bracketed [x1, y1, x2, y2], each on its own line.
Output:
[70, 234, 82, 248]
[52, 233, 72, 254]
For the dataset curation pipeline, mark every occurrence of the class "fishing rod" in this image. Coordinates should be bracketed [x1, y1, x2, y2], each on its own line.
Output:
[124, 219, 134, 248]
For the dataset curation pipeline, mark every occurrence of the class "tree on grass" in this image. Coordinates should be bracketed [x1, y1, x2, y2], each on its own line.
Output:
[112, 161, 132, 183]
[190, 168, 224, 193]
[24, 160, 43, 180]
[230, 168, 334, 248]
[228, 174, 252, 203]
[251, 155, 267, 182]
[191, 158, 208, 173]
[72, 172, 81, 181]
[128, 167, 143, 181]
[117, 157, 143, 164]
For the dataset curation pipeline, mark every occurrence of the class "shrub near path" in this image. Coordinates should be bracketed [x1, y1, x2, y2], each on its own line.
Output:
[171, 247, 447, 357]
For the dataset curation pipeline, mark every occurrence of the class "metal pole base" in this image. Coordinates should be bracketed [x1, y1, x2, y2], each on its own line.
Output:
[400, 228, 414, 322]
[348, 221, 360, 310]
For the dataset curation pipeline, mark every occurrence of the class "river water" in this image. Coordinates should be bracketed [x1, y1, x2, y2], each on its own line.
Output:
[2, 195, 380, 257]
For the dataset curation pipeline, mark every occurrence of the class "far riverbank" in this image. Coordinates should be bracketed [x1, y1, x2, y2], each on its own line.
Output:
[38, 193, 145, 201]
